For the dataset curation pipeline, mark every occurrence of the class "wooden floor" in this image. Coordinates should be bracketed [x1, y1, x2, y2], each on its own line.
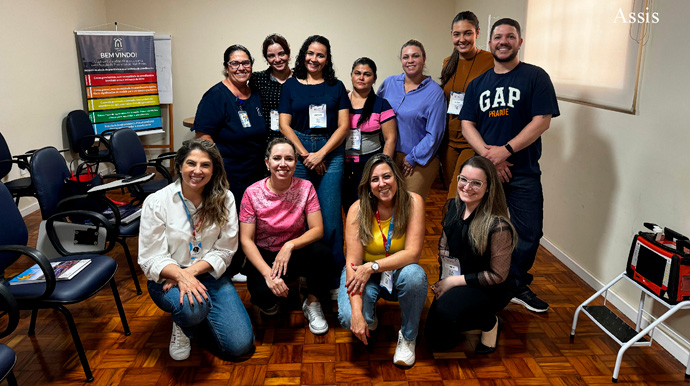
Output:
[8, 181, 689, 385]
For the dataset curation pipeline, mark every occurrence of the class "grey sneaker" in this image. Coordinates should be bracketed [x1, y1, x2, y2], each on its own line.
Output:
[259, 303, 279, 316]
[510, 287, 549, 313]
[302, 299, 328, 335]
[368, 310, 379, 331]
[393, 330, 416, 366]
[169, 322, 191, 361]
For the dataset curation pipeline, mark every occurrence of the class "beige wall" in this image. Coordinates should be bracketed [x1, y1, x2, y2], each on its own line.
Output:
[457, 0, 690, 354]
[1, 0, 455, 214]
[0, 0, 107, 213]
[103, 0, 455, 148]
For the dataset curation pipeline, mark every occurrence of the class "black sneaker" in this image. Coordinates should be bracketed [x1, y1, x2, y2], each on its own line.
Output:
[510, 287, 549, 313]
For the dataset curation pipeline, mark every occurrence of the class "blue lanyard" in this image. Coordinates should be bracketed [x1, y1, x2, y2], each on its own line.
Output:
[375, 207, 395, 257]
[177, 192, 200, 258]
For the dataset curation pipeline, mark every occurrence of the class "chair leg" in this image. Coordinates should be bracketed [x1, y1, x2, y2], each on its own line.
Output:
[55, 305, 93, 382]
[28, 308, 38, 335]
[6, 370, 17, 386]
[118, 238, 142, 295]
[110, 279, 131, 336]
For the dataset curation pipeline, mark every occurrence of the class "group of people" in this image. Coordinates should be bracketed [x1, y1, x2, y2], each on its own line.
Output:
[137, 12, 560, 367]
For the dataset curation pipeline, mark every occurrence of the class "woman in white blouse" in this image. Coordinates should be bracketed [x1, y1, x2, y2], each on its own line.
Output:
[138, 139, 254, 361]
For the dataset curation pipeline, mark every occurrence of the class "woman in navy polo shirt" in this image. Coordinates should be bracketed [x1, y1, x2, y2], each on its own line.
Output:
[278, 35, 350, 282]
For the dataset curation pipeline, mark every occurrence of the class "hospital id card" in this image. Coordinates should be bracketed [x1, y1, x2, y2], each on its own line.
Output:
[309, 104, 327, 129]
[346, 128, 361, 151]
[447, 92, 465, 115]
[380, 271, 393, 293]
[270, 110, 280, 131]
[440, 256, 460, 279]
[238, 111, 251, 128]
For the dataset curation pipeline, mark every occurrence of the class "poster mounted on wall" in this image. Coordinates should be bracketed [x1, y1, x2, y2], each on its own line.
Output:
[75, 31, 163, 134]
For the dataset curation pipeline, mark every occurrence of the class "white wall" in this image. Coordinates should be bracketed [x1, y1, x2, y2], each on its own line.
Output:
[103, 0, 455, 149]
[0, 0, 107, 214]
[457, 0, 690, 355]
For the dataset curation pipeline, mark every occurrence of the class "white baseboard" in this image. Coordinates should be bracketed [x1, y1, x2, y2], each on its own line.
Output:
[540, 237, 690, 367]
[19, 201, 40, 217]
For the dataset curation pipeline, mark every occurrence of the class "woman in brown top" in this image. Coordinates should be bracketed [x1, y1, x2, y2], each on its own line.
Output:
[440, 11, 494, 200]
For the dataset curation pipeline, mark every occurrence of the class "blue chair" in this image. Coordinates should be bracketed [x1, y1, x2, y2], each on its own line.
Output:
[0, 281, 20, 386]
[66, 110, 113, 174]
[30, 146, 143, 295]
[109, 128, 175, 204]
[0, 180, 130, 382]
[0, 131, 36, 206]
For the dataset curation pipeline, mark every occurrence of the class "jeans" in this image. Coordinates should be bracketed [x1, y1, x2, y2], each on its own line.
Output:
[503, 174, 543, 290]
[147, 273, 254, 357]
[294, 131, 345, 279]
[337, 264, 428, 341]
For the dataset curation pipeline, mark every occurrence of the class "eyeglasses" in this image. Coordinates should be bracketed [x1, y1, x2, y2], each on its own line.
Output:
[457, 175, 485, 191]
[227, 60, 252, 70]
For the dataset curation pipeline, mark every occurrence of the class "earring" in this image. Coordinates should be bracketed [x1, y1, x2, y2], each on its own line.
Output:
[368, 191, 373, 198]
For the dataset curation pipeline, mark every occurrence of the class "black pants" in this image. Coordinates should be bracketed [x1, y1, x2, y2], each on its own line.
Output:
[244, 241, 333, 309]
[424, 284, 513, 351]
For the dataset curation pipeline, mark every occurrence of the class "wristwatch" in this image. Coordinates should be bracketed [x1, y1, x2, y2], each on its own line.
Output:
[371, 261, 380, 272]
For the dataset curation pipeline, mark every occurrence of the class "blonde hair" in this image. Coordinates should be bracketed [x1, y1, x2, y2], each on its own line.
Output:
[357, 154, 411, 245]
[453, 156, 517, 254]
[174, 139, 230, 231]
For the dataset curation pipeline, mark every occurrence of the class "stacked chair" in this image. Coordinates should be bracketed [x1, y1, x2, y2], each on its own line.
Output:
[0, 180, 130, 382]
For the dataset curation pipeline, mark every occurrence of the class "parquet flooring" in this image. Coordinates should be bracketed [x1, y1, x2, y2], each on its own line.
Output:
[8, 181, 690, 385]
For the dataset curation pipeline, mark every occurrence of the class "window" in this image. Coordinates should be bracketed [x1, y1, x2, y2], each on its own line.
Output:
[523, 0, 652, 113]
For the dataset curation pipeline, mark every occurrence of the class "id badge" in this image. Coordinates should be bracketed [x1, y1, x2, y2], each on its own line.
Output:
[447, 92, 465, 115]
[345, 128, 362, 151]
[238, 111, 251, 128]
[440, 256, 460, 279]
[270, 110, 280, 131]
[380, 271, 393, 293]
[309, 104, 327, 129]
[189, 240, 202, 260]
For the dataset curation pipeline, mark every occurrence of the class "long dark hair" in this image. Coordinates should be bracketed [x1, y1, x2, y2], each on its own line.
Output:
[351, 57, 378, 128]
[174, 139, 229, 231]
[440, 11, 480, 88]
[356, 154, 411, 245]
[293, 35, 338, 86]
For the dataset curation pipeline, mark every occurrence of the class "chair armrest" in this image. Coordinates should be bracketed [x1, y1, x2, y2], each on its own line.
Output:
[45, 210, 117, 256]
[1, 158, 30, 171]
[0, 245, 56, 300]
[0, 284, 19, 338]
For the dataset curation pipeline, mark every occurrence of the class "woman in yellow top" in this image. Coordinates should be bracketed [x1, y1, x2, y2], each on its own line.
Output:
[440, 11, 494, 200]
[337, 153, 427, 367]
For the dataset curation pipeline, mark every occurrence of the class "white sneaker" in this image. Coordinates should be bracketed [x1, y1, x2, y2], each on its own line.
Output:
[169, 322, 191, 361]
[393, 330, 416, 366]
[231, 273, 247, 283]
[329, 287, 339, 300]
[302, 300, 329, 335]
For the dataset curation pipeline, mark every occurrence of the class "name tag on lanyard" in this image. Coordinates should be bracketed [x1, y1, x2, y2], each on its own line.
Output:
[346, 128, 361, 151]
[309, 104, 327, 129]
[440, 256, 460, 279]
[376, 208, 395, 293]
[270, 110, 280, 131]
[447, 92, 465, 115]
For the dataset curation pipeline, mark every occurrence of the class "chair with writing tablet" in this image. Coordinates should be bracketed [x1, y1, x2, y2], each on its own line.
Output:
[0, 181, 130, 382]
[31, 146, 144, 295]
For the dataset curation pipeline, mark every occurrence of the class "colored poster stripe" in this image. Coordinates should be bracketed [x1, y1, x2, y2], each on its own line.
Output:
[84, 72, 157, 86]
[94, 117, 163, 134]
[88, 95, 160, 111]
[87, 83, 159, 99]
[89, 107, 161, 124]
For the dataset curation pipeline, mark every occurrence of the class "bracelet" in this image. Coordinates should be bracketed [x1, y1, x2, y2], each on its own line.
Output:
[504, 143, 515, 155]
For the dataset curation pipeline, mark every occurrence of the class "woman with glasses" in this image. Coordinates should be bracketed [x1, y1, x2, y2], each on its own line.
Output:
[250, 34, 292, 144]
[192, 44, 267, 279]
[377, 39, 446, 199]
[424, 156, 517, 354]
[278, 35, 350, 283]
[440, 11, 494, 201]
